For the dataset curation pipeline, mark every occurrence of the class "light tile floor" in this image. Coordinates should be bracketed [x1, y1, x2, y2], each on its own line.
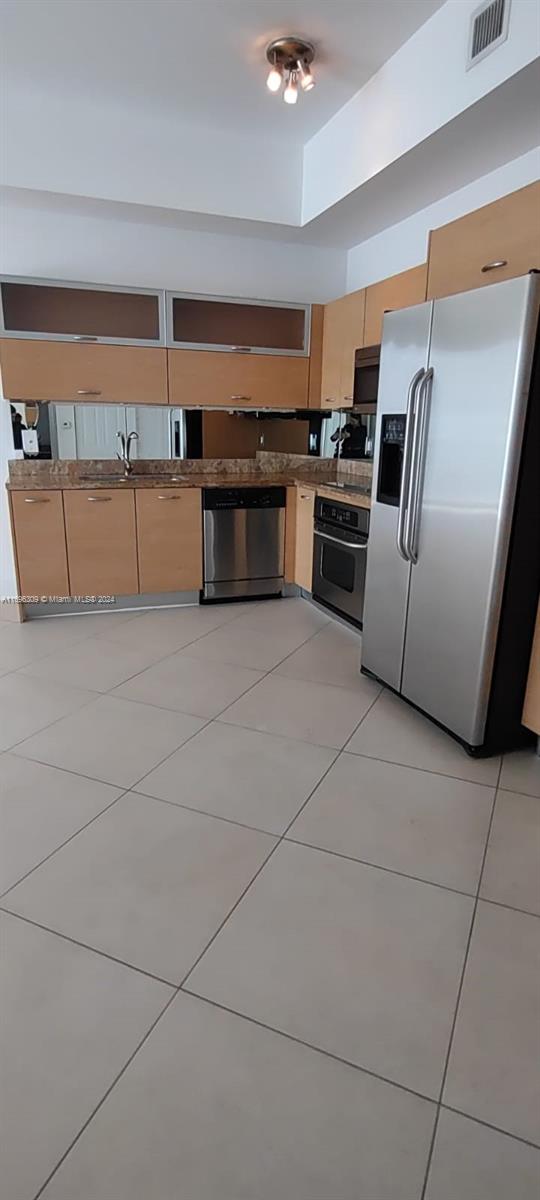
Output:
[0, 597, 538, 1199]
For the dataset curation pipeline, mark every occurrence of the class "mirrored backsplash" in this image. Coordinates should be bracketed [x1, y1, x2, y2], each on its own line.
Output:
[9, 402, 375, 463]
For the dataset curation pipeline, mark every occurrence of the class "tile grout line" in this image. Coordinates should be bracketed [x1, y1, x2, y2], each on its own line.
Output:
[181, 988, 437, 1106]
[31, 987, 180, 1200]
[419, 756, 504, 1200]
[439, 1103, 540, 1151]
[0, 906, 177, 988]
[0, 787, 127, 901]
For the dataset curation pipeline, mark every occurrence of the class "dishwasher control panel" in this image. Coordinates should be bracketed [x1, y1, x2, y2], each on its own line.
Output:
[203, 487, 286, 510]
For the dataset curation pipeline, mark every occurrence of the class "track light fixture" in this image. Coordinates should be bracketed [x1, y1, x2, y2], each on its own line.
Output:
[265, 37, 315, 104]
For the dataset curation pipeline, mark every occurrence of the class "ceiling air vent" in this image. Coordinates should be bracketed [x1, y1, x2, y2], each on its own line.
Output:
[467, 0, 510, 68]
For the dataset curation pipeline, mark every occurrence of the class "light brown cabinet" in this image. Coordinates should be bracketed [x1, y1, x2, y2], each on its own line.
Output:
[427, 182, 540, 300]
[167, 348, 309, 409]
[167, 294, 308, 354]
[319, 290, 365, 409]
[0, 339, 168, 404]
[0, 280, 163, 344]
[136, 488, 202, 594]
[364, 264, 428, 346]
[10, 489, 69, 598]
[63, 489, 139, 597]
[285, 485, 315, 590]
[522, 602, 540, 736]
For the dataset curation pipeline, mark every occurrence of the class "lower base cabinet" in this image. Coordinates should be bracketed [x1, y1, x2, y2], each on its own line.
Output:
[63, 489, 139, 597]
[10, 489, 70, 598]
[136, 488, 202, 593]
[285, 485, 315, 590]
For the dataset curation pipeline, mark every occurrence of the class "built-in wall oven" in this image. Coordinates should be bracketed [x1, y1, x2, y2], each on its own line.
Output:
[312, 496, 370, 629]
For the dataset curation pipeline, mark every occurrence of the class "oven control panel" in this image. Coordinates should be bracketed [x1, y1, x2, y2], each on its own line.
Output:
[315, 497, 370, 536]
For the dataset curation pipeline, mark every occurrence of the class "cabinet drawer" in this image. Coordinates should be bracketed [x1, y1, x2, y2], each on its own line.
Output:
[136, 488, 202, 593]
[167, 349, 309, 408]
[10, 490, 69, 598]
[0, 339, 168, 404]
[0, 279, 164, 344]
[427, 183, 540, 300]
[364, 264, 427, 346]
[63, 489, 138, 596]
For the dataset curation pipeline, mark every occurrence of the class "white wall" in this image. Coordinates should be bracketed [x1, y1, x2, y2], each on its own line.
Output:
[303, 0, 540, 223]
[346, 147, 540, 291]
[0, 194, 347, 303]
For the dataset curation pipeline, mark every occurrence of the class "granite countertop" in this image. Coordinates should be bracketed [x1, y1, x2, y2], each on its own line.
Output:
[6, 456, 372, 507]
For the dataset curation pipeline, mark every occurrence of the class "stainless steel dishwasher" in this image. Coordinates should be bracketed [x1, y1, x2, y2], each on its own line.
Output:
[202, 487, 286, 601]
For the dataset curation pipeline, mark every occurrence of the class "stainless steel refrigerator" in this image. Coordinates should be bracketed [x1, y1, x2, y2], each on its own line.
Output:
[362, 273, 540, 755]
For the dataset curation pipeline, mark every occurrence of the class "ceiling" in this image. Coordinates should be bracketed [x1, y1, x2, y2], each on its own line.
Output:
[1, 0, 445, 144]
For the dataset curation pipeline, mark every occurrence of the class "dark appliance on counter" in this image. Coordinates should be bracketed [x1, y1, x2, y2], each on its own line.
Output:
[202, 486, 286, 602]
[362, 273, 540, 756]
[312, 495, 370, 629]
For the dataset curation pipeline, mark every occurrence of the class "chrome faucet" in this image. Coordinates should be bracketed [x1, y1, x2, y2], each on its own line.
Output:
[116, 430, 139, 476]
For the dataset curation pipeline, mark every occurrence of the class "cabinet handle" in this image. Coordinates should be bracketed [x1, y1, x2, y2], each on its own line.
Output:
[230, 346, 251, 353]
[157, 494, 182, 501]
[230, 395, 252, 401]
[481, 260, 508, 273]
[77, 389, 102, 396]
[73, 335, 98, 342]
[24, 497, 50, 503]
[87, 495, 112, 502]
[299, 493, 312, 500]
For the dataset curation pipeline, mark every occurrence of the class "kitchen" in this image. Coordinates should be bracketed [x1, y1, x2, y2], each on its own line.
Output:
[2, 2, 540, 1198]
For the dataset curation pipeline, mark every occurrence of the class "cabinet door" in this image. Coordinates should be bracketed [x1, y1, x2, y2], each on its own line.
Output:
[167, 294, 308, 354]
[0, 340, 168, 404]
[427, 182, 540, 300]
[364, 264, 427, 346]
[320, 299, 343, 408]
[10, 490, 69, 598]
[285, 486, 315, 590]
[339, 289, 366, 404]
[136, 488, 202, 594]
[63, 489, 138, 596]
[319, 291, 365, 409]
[522, 602, 540, 735]
[167, 349, 309, 409]
[0, 279, 164, 344]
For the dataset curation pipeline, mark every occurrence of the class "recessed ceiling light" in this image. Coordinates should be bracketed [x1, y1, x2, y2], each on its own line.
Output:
[265, 37, 316, 104]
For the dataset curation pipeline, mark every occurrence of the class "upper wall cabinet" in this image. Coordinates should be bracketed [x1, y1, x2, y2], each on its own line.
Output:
[319, 289, 365, 409]
[364, 264, 427, 346]
[427, 183, 540, 300]
[168, 348, 308, 409]
[0, 278, 165, 345]
[166, 293, 310, 356]
[0, 340, 168, 404]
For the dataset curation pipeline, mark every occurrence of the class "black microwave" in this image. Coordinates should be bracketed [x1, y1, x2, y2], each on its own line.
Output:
[354, 345, 380, 413]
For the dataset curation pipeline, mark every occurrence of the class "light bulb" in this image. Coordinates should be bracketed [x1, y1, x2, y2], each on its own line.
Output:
[297, 59, 315, 91]
[266, 65, 282, 93]
[283, 70, 298, 104]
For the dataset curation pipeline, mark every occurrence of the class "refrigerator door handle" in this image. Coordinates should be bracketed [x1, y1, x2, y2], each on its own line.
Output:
[396, 368, 425, 561]
[405, 368, 433, 565]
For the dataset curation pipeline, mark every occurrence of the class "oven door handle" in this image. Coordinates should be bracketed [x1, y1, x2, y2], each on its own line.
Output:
[315, 530, 368, 551]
